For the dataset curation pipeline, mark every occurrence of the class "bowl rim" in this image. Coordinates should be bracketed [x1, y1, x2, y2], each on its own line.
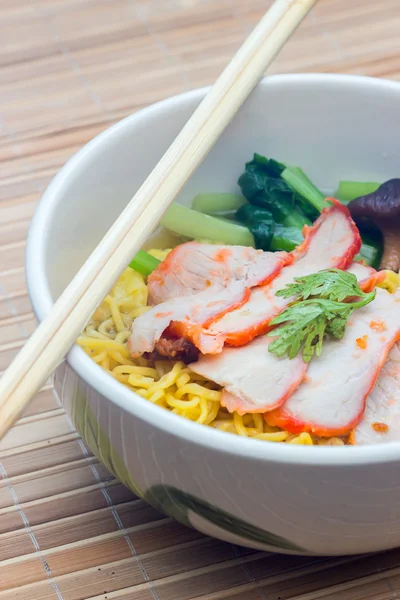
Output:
[26, 72, 400, 466]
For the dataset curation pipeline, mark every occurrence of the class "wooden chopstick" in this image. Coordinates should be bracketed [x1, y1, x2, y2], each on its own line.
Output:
[0, 0, 318, 439]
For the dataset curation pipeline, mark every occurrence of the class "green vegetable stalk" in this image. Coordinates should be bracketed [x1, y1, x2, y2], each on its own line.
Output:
[161, 202, 254, 246]
[336, 181, 381, 203]
[192, 193, 245, 214]
[129, 250, 160, 276]
[281, 166, 325, 214]
[157, 155, 382, 267]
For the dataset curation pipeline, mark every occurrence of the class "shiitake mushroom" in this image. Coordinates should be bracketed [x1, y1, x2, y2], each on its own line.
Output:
[348, 179, 400, 272]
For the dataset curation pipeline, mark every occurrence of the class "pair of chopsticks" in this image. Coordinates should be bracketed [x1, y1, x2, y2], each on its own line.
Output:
[0, 0, 318, 439]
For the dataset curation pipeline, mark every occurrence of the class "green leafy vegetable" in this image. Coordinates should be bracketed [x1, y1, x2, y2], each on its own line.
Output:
[238, 154, 310, 229]
[270, 225, 304, 252]
[237, 153, 382, 268]
[268, 269, 376, 362]
[235, 204, 275, 250]
[281, 166, 325, 216]
[129, 250, 160, 276]
[236, 205, 305, 252]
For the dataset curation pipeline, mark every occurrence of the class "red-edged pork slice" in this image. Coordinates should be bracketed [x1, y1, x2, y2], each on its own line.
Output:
[128, 282, 249, 357]
[266, 288, 400, 437]
[350, 344, 400, 445]
[189, 335, 307, 415]
[148, 242, 291, 304]
[197, 262, 376, 353]
[346, 262, 374, 284]
[166, 262, 377, 359]
[347, 262, 385, 292]
[207, 202, 361, 348]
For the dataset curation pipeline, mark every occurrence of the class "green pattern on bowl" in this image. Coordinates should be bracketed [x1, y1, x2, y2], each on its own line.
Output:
[145, 484, 305, 552]
[71, 387, 143, 498]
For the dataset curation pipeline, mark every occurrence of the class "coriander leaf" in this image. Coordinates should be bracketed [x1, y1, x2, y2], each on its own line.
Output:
[275, 269, 368, 302]
[302, 313, 326, 361]
[268, 301, 331, 362]
[325, 315, 348, 339]
[268, 292, 376, 363]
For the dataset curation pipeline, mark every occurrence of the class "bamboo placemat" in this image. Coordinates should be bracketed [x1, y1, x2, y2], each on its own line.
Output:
[1, 0, 400, 598]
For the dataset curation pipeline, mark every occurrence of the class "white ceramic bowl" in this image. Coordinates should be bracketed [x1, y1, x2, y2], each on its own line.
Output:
[26, 74, 400, 556]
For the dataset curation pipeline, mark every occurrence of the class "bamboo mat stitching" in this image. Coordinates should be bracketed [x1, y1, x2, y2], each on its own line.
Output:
[133, 3, 192, 88]
[0, 281, 28, 337]
[59, 380, 162, 600]
[44, 31, 115, 123]
[0, 462, 65, 599]
[231, 544, 269, 600]
[0, 115, 45, 197]
[1, 0, 400, 597]
[309, 7, 347, 62]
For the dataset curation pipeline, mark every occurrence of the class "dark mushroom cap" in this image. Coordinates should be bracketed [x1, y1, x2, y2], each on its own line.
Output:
[348, 179, 400, 222]
[348, 179, 400, 272]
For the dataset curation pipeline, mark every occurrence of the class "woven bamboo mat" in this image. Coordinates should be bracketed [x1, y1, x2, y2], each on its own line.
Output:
[1, 0, 400, 598]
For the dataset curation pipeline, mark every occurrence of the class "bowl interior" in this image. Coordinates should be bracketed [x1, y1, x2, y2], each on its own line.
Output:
[26, 74, 400, 464]
[34, 74, 400, 304]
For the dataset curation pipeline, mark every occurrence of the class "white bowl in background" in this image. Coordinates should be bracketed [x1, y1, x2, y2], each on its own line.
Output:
[26, 74, 400, 555]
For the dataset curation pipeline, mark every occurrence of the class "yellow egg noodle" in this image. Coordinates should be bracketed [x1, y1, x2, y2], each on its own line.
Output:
[77, 248, 400, 446]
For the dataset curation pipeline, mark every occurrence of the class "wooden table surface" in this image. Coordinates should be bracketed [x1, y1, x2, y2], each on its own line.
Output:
[1, 1, 400, 598]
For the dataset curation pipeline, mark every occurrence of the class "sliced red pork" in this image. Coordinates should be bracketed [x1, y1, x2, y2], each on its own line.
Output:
[128, 281, 249, 358]
[350, 343, 400, 445]
[130, 244, 290, 357]
[189, 335, 307, 414]
[208, 202, 362, 347]
[188, 263, 378, 416]
[347, 262, 386, 292]
[130, 203, 364, 358]
[139, 258, 377, 360]
[145, 336, 200, 363]
[148, 242, 291, 304]
[266, 288, 400, 437]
